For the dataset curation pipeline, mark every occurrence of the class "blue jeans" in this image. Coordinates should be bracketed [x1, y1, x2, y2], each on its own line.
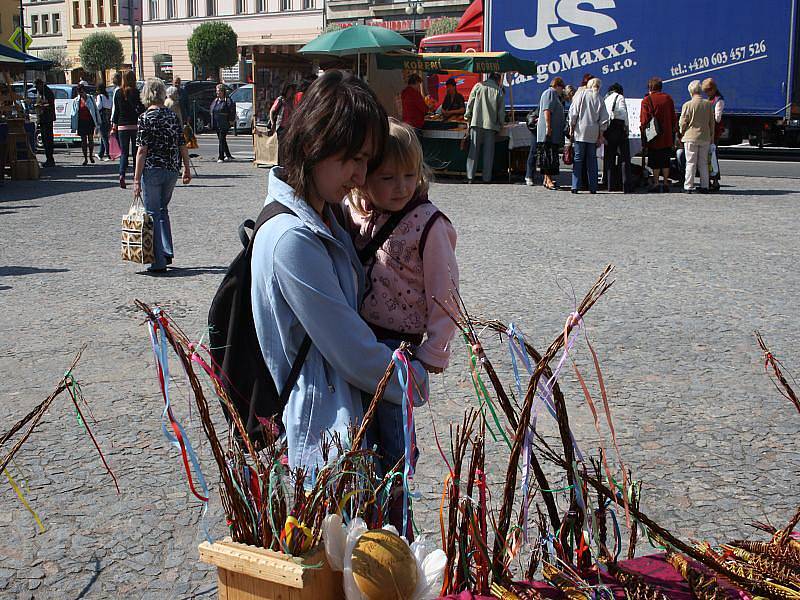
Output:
[526, 140, 537, 180]
[118, 129, 136, 178]
[98, 120, 110, 158]
[572, 141, 598, 192]
[141, 168, 178, 269]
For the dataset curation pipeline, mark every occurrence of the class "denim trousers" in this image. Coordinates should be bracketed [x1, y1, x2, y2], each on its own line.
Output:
[466, 126, 497, 182]
[98, 121, 111, 158]
[118, 129, 137, 177]
[141, 167, 178, 269]
[572, 141, 598, 192]
[525, 140, 537, 180]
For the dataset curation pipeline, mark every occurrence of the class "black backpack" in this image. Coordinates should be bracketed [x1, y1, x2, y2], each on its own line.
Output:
[208, 202, 311, 440]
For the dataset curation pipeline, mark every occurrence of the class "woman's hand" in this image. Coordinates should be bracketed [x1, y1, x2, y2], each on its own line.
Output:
[111, 125, 117, 134]
[132, 180, 141, 197]
[182, 166, 192, 185]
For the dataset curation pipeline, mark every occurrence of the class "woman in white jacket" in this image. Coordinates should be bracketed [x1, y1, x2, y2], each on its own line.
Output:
[568, 77, 609, 194]
[70, 83, 100, 165]
[603, 83, 632, 192]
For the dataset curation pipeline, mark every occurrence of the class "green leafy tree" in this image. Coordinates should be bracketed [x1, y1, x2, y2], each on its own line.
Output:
[425, 17, 459, 38]
[323, 23, 346, 33]
[187, 22, 238, 81]
[79, 32, 124, 85]
[38, 47, 74, 71]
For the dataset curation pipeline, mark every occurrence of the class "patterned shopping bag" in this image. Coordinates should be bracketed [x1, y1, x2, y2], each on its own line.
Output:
[121, 194, 154, 264]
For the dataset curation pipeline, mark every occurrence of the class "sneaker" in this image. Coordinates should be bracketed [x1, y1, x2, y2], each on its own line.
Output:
[684, 188, 695, 194]
[226, 156, 235, 161]
[525, 177, 534, 186]
[217, 159, 224, 163]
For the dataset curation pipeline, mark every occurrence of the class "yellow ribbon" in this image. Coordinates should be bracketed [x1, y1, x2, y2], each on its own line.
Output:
[282, 516, 313, 554]
[4, 468, 45, 532]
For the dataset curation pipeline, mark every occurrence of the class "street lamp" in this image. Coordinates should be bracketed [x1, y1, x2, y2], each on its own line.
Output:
[405, 0, 424, 49]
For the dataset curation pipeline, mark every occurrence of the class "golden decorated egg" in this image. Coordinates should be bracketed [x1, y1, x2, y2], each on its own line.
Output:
[351, 529, 418, 600]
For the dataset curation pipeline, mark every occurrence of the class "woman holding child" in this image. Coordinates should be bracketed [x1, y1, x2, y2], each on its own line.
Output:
[251, 72, 459, 532]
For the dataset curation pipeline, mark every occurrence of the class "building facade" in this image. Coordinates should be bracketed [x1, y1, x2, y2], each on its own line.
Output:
[140, 0, 322, 83]
[24, 0, 67, 54]
[1, 0, 21, 48]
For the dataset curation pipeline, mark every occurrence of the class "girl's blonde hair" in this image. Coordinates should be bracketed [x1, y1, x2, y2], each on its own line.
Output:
[351, 117, 431, 214]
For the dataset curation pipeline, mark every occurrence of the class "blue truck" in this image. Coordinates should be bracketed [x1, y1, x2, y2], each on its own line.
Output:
[486, 0, 800, 146]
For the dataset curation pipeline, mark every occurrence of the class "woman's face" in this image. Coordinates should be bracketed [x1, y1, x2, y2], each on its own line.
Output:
[216, 86, 225, 98]
[310, 137, 375, 205]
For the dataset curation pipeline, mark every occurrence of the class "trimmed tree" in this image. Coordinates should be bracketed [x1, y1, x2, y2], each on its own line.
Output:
[187, 22, 238, 81]
[79, 32, 124, 85]
[425, 17, 459, 38]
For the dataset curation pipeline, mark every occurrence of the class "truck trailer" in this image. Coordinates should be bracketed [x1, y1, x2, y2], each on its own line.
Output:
[424, 0, 800, 146]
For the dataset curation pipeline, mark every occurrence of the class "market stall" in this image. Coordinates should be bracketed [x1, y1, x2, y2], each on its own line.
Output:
[374, 51, 537, 180]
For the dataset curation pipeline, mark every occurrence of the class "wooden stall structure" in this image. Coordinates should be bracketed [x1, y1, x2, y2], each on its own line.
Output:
[199, 538, 343, 600]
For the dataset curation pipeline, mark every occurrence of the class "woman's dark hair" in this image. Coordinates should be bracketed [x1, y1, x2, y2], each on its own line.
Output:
[77, 84, 86, 95]
[407, 74, 422, 85]
[648, 76, 663, 91]
[608, 82, 623, 95]
[281, 82, 297, 99]
[97, 83, 106, 95]
[281, 70, 389, 200]
[298, 75, 316, 93]
[580, 73, 594, 87]
[122, 70, 137, 95]
[112, 72, 122, 87]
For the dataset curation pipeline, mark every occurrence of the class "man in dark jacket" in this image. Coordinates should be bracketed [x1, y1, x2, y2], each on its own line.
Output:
[34, 79, 56, 167]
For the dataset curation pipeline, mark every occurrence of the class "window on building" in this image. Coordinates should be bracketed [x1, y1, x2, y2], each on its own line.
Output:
[303, 0, 313, 8]
[110, 0, 118, 22]
[280, 0, 290, 10]
[84, 0, 92, 25]
[235, 0, 245, 13]
[256, 0, 265, 12]
[73, 0, 80, 25]
[97, 0, 105, 23]
[206, 0, 215, 16]
[12, 15, 21, 29]
[149, 0, 158, 19]
[31, 15, 39, 35]
[53, 13, 61, 32]
[187, 0, 196, 16]
[41, 14, 49, 33]
[166, 0, 174, 19]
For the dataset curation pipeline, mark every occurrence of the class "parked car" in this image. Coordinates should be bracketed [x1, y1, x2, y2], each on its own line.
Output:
[230, 84, 253, 135]
[226, 81, 247, 92]
[183, 80, 231, 133]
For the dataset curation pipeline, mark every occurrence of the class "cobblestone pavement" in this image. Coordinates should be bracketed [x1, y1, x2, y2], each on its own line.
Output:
[1, 143, 798, 598]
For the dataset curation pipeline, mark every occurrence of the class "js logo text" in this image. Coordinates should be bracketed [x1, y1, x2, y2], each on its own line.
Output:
[506, 0, 618, 50]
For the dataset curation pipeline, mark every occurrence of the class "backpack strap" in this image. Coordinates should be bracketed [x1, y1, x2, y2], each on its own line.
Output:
[244, 201, 312, 401]
[419, 211, 450, 259]
[356, 194, 430, 264]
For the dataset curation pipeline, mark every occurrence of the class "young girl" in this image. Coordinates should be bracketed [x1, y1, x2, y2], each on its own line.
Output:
[346, 117, 459, 481]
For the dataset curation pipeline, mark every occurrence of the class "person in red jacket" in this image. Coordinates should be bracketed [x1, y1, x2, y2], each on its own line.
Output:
[401, 74, 428, 131]
[640, 77, 678, 193]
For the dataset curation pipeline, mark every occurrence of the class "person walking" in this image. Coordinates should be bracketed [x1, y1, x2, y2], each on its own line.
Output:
[210, 84, 235, 163]
[269, 82, 296, 165]
[678, 80, 715, 194]
[164, 86, 183, 125]
[70, 84, 100, 165]
[568, 77, 608, 194]
[536, 77, 566, 190]
[640, 77, 677, 193]
[113, 71, 145, 189]
[95, 84, 113, 161]
[603, 83, 632, 192]
[702, 78, 724, 191]
[132, 78, 192, 274]
[34, 79, 56, 167]
[464, 72, 505, 183]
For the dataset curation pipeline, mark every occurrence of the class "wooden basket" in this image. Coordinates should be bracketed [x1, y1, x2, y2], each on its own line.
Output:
[199, 538, 343, 600]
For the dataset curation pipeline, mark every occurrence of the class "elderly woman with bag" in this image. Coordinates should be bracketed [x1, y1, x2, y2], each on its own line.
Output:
[678, 80, 716, 194]
[535, 77, 566, 190]
[568, 77, 608, 194]
[133, 78, 192, 274]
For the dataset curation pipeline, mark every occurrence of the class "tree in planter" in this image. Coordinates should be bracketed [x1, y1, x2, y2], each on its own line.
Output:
[425, 17, 459, 38]
[187, 22, 238, 82]
[79, 32, 124, 85]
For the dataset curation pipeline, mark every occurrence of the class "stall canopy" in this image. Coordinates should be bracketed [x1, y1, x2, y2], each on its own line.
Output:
[376, 51, 536, 75]
[299, 25, 414, 57]
[0, 45, 53, 73]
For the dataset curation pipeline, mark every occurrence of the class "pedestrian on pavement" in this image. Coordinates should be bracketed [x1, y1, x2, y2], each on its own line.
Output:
[464, 72, 506, 183]
[95, 84, 113, 160]
[702, 78, 724, 191]
[113, 71, 145, 189]
[536, 76, 566, 190]
[269, 82, 296, 164]
[401, 74, 428, 134]
[603, 82, 632, 192]
[34, 79, 56, 167]
[250, 69, 428, 474]
[210, 84, 235, 162]
[678, 80, 715, 194]
[164, 86, 183, 125]
[640, 76, 677, 193]
[70, 84, 100, 165]
[133, 78, 192, 274]
[109, 72, 122, 124]
[568, 77, 608, 194]
[0, 80, 12, 186]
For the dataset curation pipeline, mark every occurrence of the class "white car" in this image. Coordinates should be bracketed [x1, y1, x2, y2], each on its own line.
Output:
[230, 84, 253, 135]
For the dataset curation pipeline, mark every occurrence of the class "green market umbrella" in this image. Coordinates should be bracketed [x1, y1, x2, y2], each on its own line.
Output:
[376, 51, 537, 76]
[299, 25, 414, 76]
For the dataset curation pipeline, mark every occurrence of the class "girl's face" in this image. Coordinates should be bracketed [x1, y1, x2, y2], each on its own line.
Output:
[310, 136, 374, 206]
[365, 161, 419, 213]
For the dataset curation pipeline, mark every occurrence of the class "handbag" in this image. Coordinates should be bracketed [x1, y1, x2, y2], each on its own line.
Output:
[562, 144, 574, 165]
[108, 134, 122, 160]
[642, 96, 661, 143]
[121, 193, 154, 264]
[525, 108, 539, 132]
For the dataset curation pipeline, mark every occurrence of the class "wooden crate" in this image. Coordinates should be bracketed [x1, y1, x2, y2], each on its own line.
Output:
[199, 538, 343, 600]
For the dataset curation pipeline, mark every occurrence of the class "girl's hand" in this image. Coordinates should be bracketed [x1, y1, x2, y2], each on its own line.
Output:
[422, 362, 443, 374]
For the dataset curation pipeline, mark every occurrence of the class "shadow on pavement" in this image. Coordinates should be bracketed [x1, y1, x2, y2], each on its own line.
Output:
[74, 555, 103, 600]
[0, 266, 70, 277]
[136, 266, 227, 278]
[718, 189, 798, 196]
[0, 285, 11, 291]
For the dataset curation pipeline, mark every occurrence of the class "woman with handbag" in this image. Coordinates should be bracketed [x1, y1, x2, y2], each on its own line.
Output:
[536, 77, 566, 190]
[211, 84, 235, 163]
[568, 77, 608, 194]
[113, 71, 145, 188]
[70, 84, 100, 166]
[132, 78, 192, 274]
[603, 83, 632, 193]
[639, 77, 677, 193]
[95, 84, 113, 161]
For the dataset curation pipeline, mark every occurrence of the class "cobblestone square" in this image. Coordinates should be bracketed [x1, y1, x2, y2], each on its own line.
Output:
[1, 142, 798, 598]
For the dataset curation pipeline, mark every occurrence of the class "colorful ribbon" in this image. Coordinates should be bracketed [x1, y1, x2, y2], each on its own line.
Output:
[392, 348, 421, 537]
[4, 467, 45, 532]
